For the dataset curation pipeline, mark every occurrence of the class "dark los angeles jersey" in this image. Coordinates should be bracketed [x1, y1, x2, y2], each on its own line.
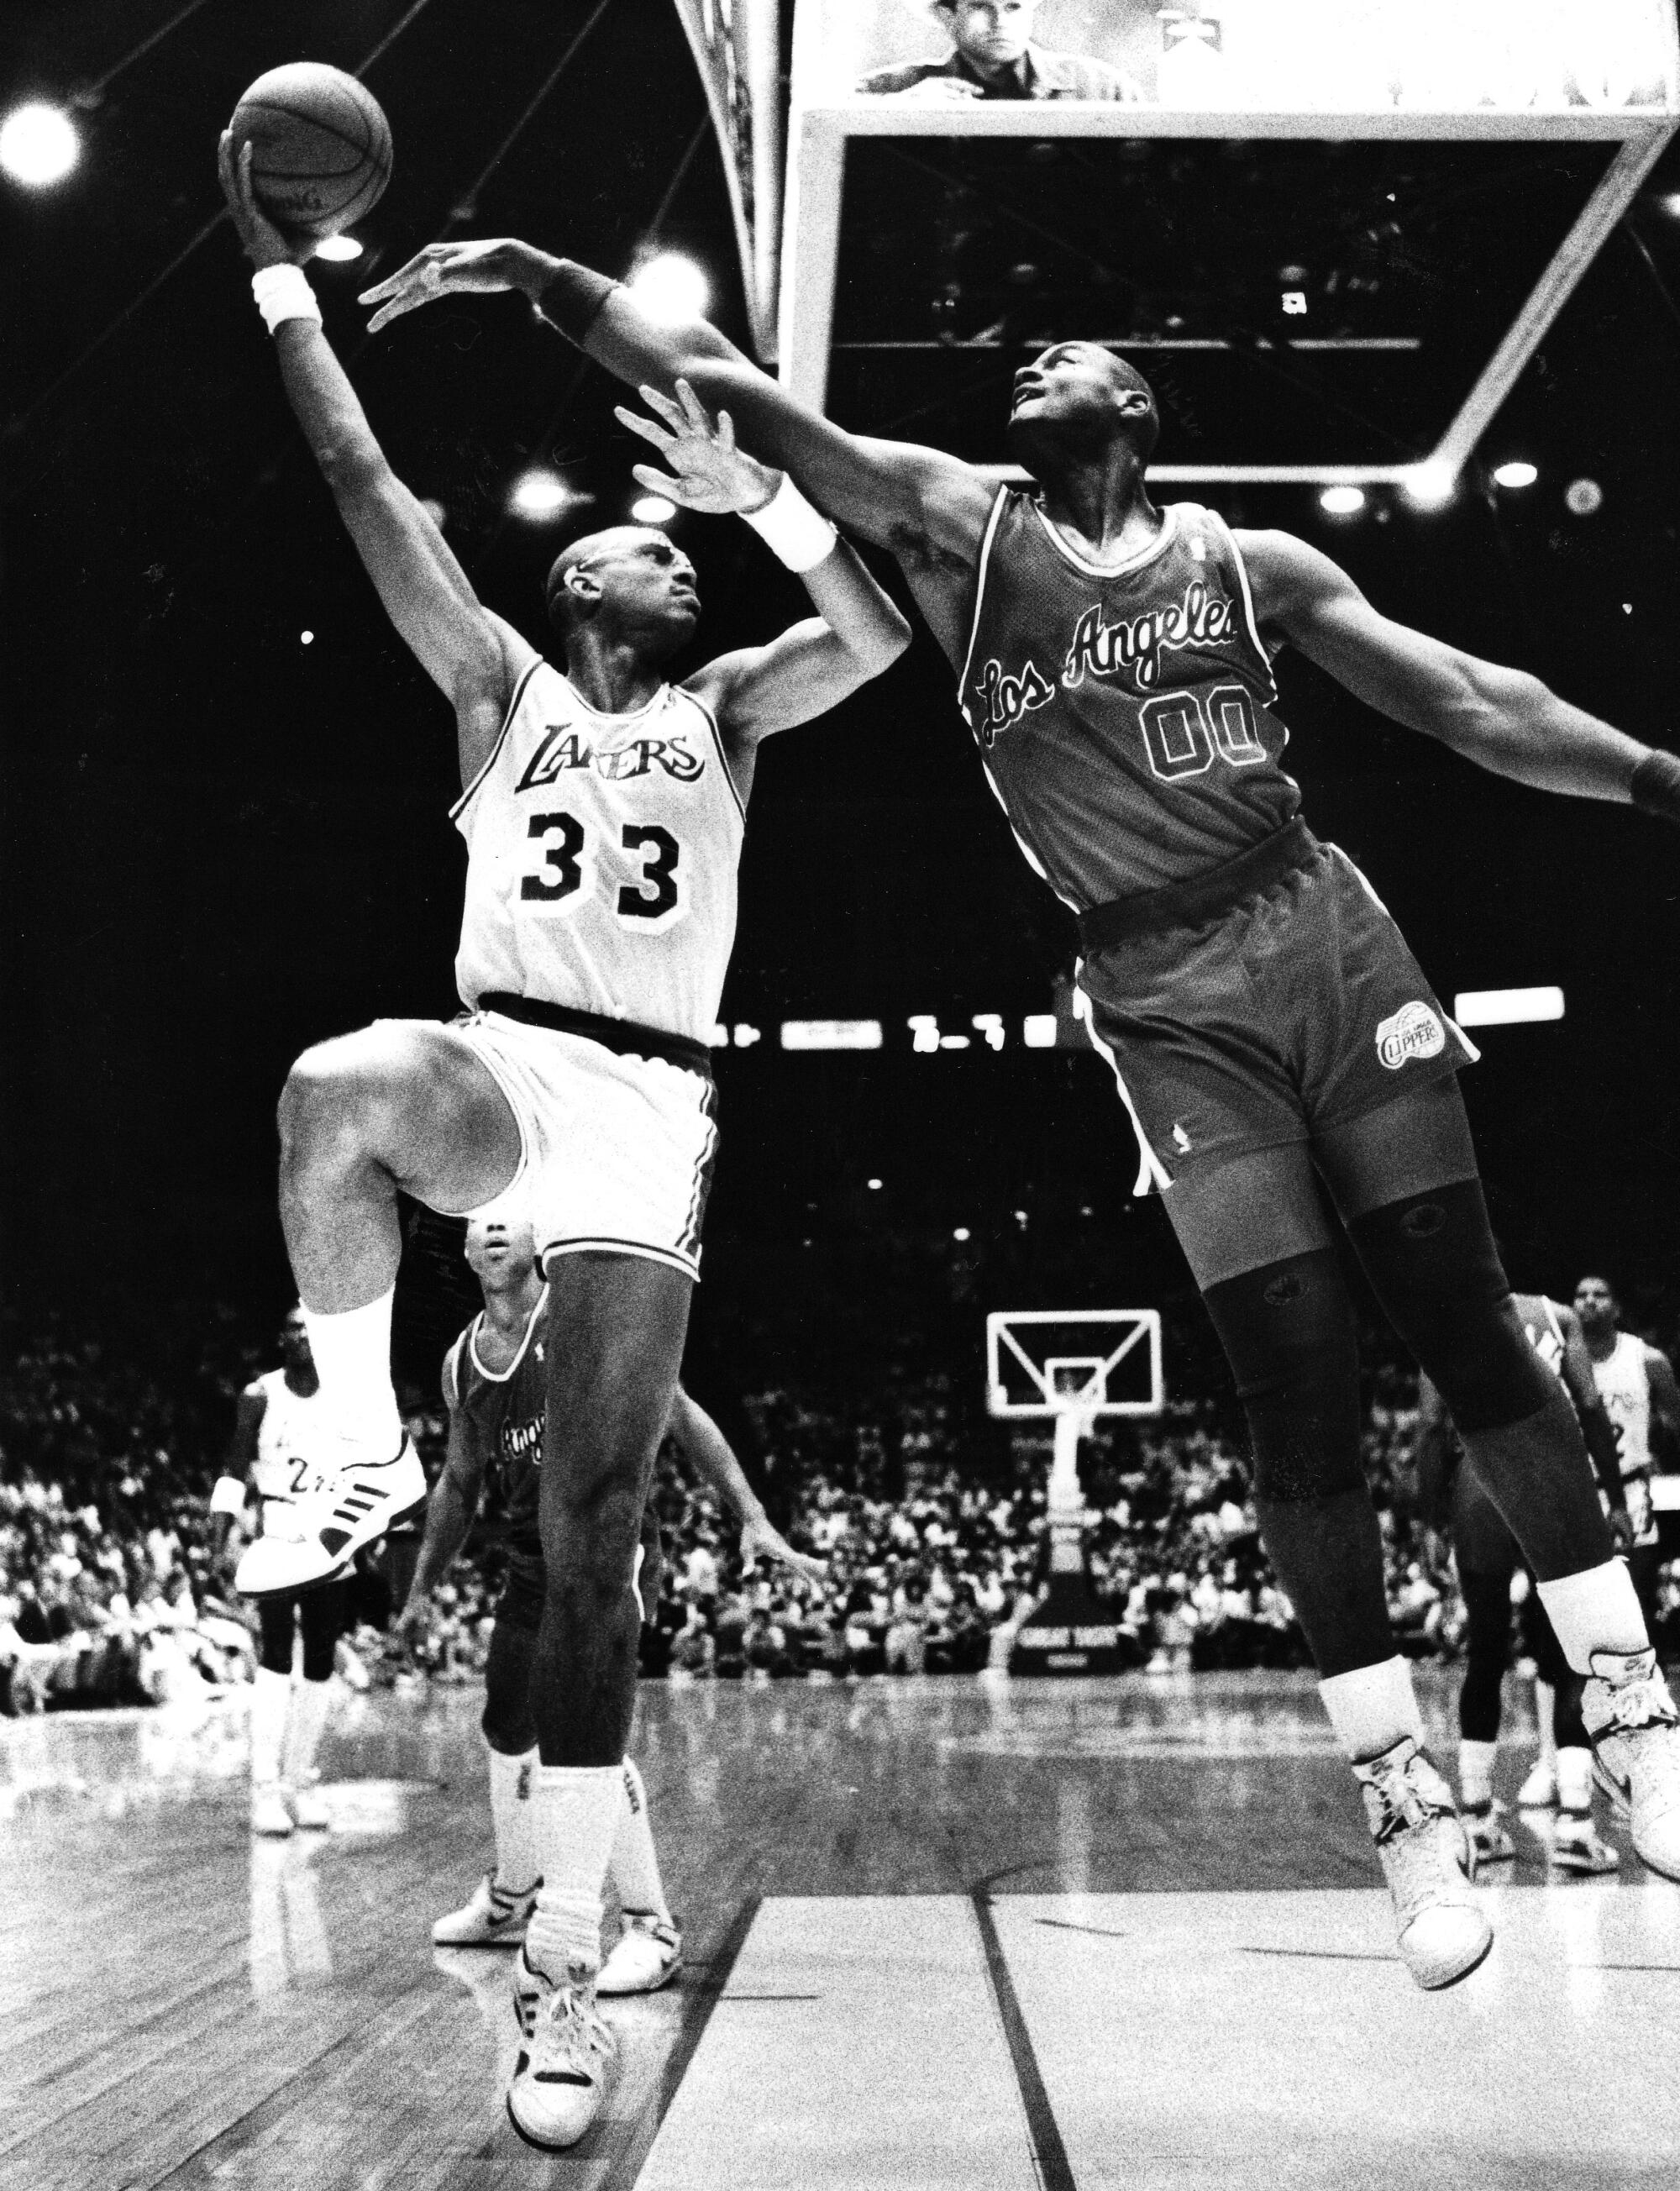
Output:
[443, 1287, 549, 1563]
[958, 493, 1301, 907]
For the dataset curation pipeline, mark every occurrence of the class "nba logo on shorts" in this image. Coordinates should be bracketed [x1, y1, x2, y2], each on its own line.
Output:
[1375, 1001, 1446, 1070]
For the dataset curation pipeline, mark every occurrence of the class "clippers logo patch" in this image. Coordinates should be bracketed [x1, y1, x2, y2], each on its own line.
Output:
[1376, 1002, 1446, 1071]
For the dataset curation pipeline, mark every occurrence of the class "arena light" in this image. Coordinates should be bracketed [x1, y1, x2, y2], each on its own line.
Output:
[1566, 477, 1604, 516]
[1319, 486, 1365, 516]
[313, 234, 363, 262]
[626, 251, 710, 327]
[1492, 460, 1538, 489]
[631, 493, 676, 524]
[1022, 1015, 1057, 1048]
[1452, 985, 1565, 1027]
[972, 1013, 1005, 1052]
[780, 1018, 883, 1051]
[0, 102, 80, 187]
[867, 1178, 883, 1190]
[509, 470, 575, 519]
[1401, 461, 1457, 511]
[1662, 192, 1680, 218]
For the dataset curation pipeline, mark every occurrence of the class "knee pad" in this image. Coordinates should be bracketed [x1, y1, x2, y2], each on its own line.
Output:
[1347, 1180, 1551, 1432]
[1202, 1246, 1364, 1505]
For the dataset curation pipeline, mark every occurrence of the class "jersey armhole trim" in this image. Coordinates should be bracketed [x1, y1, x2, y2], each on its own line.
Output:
[956, 486, 1011, 708]
[1205, 511, 1279, 707]
[449, 656, 544, 824]
[684, 686, 748, 827]
[466, 1283, 550, 1385]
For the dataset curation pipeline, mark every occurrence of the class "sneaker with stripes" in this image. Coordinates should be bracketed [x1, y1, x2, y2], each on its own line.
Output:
[236, 1435, 425, 1598]
[433, 1873, 538, 1948]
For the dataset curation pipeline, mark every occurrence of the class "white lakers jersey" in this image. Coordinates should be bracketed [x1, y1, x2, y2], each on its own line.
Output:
[250, 1369, 338, 1523]
[453, 662, 745, 1044]
[1593, 1331, 1653, 1479]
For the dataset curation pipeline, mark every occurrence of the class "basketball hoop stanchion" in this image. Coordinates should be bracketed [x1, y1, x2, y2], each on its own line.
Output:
[986, 1311, 1163, 1677]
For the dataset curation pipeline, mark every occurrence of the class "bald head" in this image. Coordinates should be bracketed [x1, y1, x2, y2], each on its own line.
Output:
[543, 524, 701, 654]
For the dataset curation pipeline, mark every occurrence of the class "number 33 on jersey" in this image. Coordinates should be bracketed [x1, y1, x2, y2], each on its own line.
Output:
[452, 662, 745, 1045]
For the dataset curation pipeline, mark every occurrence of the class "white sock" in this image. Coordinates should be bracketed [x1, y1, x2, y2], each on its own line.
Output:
[610, 1759, 670, 1920]
[488, 1742, 541, 1896]
[250, 1667, 291, 1788]
[1536, 1560, 1649, 1676]
[1535, 1679, 1558, 1766]
[1557, 1746, 1594, 1814]
[300, 1290, 402, 1448]
[523, 1765, 624, 1983]
[1457, 1737, 1498, 1809]
[282, 1676, 333, 1789]
[1319, 1656, 1425, 1763]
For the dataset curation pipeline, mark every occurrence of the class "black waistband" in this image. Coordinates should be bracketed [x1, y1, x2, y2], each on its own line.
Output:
[1076, 818, 1320, 954]
[475, 993, 714, 1078]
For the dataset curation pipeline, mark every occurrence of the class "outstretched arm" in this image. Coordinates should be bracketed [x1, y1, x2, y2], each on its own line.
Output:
[219, 139, 522, 790]
[665, 1388, 826, 1584]
[359, 239, 995, 580]
[1236, 528, 1675, 812]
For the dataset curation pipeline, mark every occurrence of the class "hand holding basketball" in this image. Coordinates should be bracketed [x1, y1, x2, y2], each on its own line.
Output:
[360, 239, 561, 332]
[218, 132, 312, 270]
[616, 381, 781, 518]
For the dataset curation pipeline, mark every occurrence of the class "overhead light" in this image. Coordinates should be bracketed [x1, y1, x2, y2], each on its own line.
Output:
[1565, 477, 1604, 516]
[1320, 486, 1365, 516]
[627, 251, 710, 326]
[300, 630, 314, 646]
[953, 1227, 971, 1243]
[1402, 461, 1457, 510]
[1452, 986, 1564, 1027]
[1492, 460, 1537, 489]
[1022, 1015, 1057, 1048]
[779, 1019, 882, 1051]
[1657, 191, 1680, 218]
[0, 102, 80, 187]
[631, 493, 676, 524]
[509, 470, 574, 518]
[313, 234, 363, 262]
[866, 1178, 883, 1190]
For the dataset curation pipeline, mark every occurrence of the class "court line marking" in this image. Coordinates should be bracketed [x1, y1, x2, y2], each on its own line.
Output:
[716, 1993, 826, 2002]
[622, 1893, 759, 2188]
[971, 1889, 1079, 2191]
[1032, 1918, 1128, 1941]
[1240, 1946, 1399, 1962]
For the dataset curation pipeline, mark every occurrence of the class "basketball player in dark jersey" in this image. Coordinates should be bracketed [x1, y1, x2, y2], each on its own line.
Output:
[1413, 1295, 1630, 1873]
[398, 1214, 821, 1998]
[365, 238, 1680, 1991]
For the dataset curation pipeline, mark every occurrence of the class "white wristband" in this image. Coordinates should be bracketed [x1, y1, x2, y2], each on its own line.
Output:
[209, 1475, 249, 1518]
[252, 263, 323, 334]
[740, 473, 837, 572]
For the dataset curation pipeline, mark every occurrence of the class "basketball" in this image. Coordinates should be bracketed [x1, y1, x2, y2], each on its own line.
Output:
[228, 63, 392, 239]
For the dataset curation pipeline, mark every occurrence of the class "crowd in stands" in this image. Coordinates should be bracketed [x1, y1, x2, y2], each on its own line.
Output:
[5, 1300, 1680, 1715]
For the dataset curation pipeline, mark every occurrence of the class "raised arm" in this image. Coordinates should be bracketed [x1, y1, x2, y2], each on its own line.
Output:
[219, 138, 524, 791]
[665, 1387, 825, 1584]
[1236, 528, 1679, 816]
[358, 239, 996, 586]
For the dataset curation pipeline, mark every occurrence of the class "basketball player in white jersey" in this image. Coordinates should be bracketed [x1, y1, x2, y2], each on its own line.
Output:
[1574, 1275, 1680, 1635]
[365, 226, 1680, 1997]
[218, 142, 905, 2145]
[402, 1213, 819, 1997]
[212, 1309, 346, 1836]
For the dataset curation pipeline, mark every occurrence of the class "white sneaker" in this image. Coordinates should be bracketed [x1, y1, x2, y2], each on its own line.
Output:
[250, 1784, 294, 1838]
[1353, 1737, 1492, 1991]
[1463, 1800, 1515, 1864]
[236, 1436, 425, 1599]
[433, 1873, 538, 1948]
[1516, 1758, 1558, 1809]
[286, 1781, 331, 1831]
[1583, 1648, 1680, 1880]
[507, 1964, 616, 2152]
[1551, 1809, 1620, 1875]
[597, 1912, 683, 1996]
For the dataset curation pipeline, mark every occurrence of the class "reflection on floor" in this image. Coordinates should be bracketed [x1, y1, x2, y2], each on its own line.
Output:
[3, 1671, 1677, 2191]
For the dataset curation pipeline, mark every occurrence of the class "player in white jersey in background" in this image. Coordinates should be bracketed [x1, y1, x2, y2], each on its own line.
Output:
[1574, 1275, 1680, 1639]
[217, 143, 906, 2148]
[213, 1308, 348, 1836]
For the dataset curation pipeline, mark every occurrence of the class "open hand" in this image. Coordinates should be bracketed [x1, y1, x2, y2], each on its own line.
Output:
[740, 1512, 827, 1584]
[360, 239, 557, 333]
[218, 131, 314, 270]
[615, 380, 780, 518]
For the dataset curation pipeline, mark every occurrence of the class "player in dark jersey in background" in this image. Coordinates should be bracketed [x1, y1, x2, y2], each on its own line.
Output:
[398, 1214, 821, 1996]
[1414, 1294, 1630, 1873]
[365, 238, 1680, 1994]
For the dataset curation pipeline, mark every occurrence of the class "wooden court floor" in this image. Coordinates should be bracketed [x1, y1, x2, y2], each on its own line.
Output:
[5, 1670, 1680, 2191]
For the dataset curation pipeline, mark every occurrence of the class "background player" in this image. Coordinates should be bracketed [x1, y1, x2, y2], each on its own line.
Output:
[1414, 1293, 1629, 1873]
[1574, 1274, 1680, 1638]
[398, 1212, 821, 1996]
[212, 1308, 347, 1836]
[858, 0, 1143, 102]
[362, 231, 1680, 1994]
[217, 140, 905, 2148]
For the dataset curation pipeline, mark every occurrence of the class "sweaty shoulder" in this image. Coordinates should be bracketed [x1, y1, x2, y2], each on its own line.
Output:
[1226, 528, 1348, 638]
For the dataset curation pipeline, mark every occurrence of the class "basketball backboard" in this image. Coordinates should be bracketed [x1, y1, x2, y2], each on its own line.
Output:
[986, 1309, 1164, 1417]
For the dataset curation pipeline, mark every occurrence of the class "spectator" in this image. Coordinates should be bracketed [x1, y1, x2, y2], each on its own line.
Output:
[858, 0, 1144, 104]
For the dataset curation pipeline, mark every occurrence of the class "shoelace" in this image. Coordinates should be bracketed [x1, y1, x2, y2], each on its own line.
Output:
[1602, 1677, 1680, 1736]
[1367, 1764, 1452, 1846]
[539, 1986, 616, 2069]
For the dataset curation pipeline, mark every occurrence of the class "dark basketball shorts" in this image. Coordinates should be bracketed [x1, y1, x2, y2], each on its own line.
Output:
[490, 1512, 664, 1637]
[1078, 825, 1478, 1190]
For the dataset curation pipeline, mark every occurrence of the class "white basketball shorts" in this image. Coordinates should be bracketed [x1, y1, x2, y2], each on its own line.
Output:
[450, 1006, 719, 1280]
